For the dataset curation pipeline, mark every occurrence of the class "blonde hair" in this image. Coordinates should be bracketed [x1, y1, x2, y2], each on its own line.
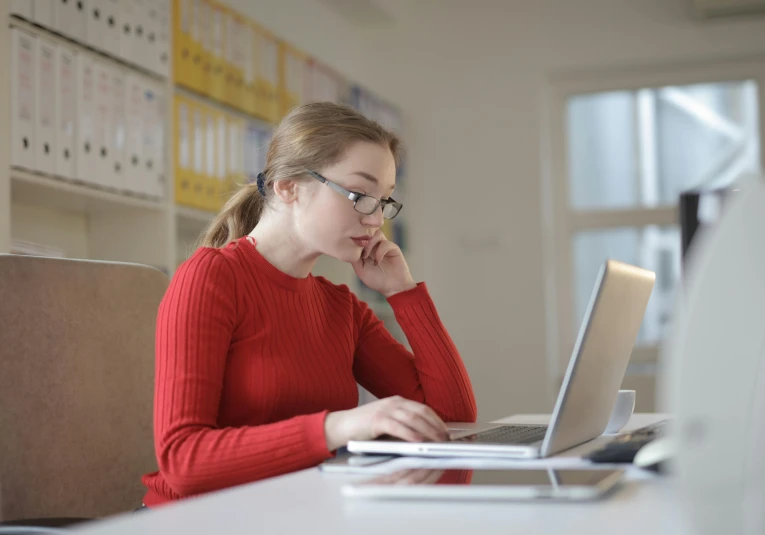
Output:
[200, 102, 401, 248]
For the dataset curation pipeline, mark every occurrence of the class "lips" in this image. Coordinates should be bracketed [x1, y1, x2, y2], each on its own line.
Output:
[351, 237, 371, 247]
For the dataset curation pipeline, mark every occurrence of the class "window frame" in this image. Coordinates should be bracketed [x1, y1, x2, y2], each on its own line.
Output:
[541, 58, 765, 390]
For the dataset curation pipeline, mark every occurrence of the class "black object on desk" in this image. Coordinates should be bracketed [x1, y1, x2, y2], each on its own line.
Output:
[585, 420, 669, 465]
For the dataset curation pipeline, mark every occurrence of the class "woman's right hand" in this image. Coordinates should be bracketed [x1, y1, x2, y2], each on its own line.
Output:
[323, 396, 450, 452]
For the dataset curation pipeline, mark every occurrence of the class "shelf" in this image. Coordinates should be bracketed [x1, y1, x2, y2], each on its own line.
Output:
[11, 168, 166, 215]
[175, 205, 216, 234]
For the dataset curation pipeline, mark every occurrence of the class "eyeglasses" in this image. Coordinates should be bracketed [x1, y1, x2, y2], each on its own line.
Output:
[305, 169, 403, 220]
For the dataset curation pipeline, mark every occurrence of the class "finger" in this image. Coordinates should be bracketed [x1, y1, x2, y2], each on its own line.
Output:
[380, 418, 426, 443]
[393, 406, 448, 442]
[400, 400, 450, 437]
[363, 230, 385, 259]
[371, 240, 397, 266]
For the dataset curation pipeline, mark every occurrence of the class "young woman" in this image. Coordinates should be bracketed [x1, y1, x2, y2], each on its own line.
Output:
[140, 102, 477, 506]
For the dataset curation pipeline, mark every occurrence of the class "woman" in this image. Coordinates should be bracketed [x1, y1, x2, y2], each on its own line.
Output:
[140, 102, 477, 506]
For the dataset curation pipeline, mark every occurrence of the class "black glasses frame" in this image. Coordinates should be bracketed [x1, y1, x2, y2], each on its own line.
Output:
[304, 169, 403, 219]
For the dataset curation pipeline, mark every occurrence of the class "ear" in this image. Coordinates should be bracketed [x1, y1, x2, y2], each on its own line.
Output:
[272, 179, 299, 204]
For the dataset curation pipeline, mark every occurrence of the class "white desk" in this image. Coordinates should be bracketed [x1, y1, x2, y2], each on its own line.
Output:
[73, 414, 693, 535]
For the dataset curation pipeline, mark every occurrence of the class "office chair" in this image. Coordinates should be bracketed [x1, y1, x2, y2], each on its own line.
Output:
[0, 255, 168, 528]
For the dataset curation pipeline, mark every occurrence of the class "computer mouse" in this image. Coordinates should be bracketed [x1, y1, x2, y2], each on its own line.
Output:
[633, 436, 674, 473]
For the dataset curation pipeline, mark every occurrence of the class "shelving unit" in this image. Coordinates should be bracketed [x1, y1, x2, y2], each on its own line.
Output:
[1, 0, 408, 300]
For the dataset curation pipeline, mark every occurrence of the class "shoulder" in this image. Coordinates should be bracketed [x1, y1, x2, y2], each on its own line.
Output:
[171, 244, 244, 294]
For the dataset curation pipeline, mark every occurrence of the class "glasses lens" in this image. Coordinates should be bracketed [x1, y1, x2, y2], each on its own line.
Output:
[382, 202, 402, 219]
[354, 196, 379, 215]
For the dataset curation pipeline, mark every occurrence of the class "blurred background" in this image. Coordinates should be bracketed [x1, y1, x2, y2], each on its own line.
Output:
[1, 0, 764, 421]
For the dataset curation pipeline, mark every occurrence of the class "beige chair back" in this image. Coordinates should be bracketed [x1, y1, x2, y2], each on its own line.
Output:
[0, 255, 168, 521]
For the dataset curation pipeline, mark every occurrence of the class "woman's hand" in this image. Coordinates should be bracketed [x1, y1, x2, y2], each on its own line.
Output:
[352, 229, 416, 298]
[323, 396, 450, 452]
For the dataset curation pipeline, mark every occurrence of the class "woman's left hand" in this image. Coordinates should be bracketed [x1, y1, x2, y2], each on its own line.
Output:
[352, 229, 416, 298]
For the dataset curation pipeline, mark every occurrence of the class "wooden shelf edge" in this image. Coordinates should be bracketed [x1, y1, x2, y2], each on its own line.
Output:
[11, 168, 167, 213]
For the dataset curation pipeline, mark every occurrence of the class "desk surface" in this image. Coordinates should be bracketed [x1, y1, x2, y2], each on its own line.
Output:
[74, 414, 691, 535]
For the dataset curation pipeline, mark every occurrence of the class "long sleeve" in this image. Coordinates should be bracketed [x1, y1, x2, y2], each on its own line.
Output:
[352, 282, 477, 423]
[147, 249, 332, 500]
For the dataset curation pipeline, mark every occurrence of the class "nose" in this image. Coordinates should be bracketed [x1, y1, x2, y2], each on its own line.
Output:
[361, 204, 384, 228]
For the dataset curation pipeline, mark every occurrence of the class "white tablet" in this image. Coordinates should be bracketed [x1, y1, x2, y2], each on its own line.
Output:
[342, 467, 624, 501]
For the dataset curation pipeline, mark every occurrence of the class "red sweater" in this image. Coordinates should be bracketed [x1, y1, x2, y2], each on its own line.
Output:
[141, 236, 477, 506]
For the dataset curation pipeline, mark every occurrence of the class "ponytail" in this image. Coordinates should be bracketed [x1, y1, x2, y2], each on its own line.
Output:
[199, 184, 263, 248]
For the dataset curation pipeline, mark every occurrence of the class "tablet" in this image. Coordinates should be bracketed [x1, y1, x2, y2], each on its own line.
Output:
[341, 467, 624, 501]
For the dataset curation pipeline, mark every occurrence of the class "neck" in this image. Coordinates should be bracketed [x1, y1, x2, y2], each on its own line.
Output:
[248, 214, 318, 279]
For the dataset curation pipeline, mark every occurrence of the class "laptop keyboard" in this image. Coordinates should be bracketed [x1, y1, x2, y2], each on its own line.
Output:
[452, 425, 548, 445]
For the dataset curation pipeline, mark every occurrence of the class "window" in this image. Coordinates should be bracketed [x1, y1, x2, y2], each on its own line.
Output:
[547, 70, 763, 382]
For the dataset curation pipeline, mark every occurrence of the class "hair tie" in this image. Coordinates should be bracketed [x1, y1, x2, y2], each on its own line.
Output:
[256, 172, 266, 196]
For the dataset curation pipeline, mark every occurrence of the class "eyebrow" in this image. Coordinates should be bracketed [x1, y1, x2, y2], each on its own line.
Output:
[352, 171, 395, 192]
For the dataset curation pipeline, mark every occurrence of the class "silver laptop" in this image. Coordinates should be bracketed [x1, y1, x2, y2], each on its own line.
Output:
[347, 259, 655, 459]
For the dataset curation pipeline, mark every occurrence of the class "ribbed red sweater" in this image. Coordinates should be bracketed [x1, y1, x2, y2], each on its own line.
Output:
[141, 236, 477, 506]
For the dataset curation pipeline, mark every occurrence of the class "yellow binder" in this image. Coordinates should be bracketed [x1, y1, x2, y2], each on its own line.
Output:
[213, 109, 228, 210]
[226, 114, 246, 201]
[223, 10, 243, 110]
[243, 21, 258, 116]
[208, 0, 226, 103]
[173, 95, 194, 207]
[255, 27, 280, 124]
[190, 99, 207, 209]
[202, 103, 218, 211]
[172, 0, 196, 91]
[278, 43, 306, 119]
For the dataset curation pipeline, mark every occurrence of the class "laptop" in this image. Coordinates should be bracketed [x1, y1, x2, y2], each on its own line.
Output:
[347, 259, 656, 459]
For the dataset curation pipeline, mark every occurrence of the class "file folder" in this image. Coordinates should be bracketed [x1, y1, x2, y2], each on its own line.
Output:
[215, 109, 228, 210]
[174, 95, 194, 206]
[124, 73, 146, 195]
[93, 59, 114, 189]
[198, 0, 213, 96]
[32, 0, 55, 29]
[191, 101, 207, 208]
[257, 29, 279, 123]
[35, 37, 57, 176]
[11, 29, 36, 171]
[10, 0, 33, 20]
[204, 105, 217, 210]
[226, 114, 245, 202]
[242, 21, 258, 116]
[110, 66, 127, 191]
[75, 53, 97, 186]
[55, 44, 77, 180]
[278, 44, 306, 118]
[208, 0, 226, 102]
[172, 0, 195, 89]
[54, 0, 87, 42]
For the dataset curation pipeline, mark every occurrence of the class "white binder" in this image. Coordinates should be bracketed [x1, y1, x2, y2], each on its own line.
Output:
[55, 44, 77, 180]
[93, 59, 114, 188]
[141, 79, 165, 198]
[124, 73, 145, 195]
[34, 37, 58, 175]
[102, 0, 122, 58]
[85, 0, 108, 55]
[54, 0, 87, 42]
[110, 66, 127, 191]
[155, 0, 171, 77]
[75, 52, 97, 186]
[10, 29, 36, 171]
[118, 0, 137, 65]
[32, 0, 55, 29]
[132, 0, 150, 73]
[10, 0, 33, 20]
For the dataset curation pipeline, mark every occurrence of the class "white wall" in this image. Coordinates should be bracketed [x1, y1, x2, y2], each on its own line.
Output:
[231, 0, 765, 420]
